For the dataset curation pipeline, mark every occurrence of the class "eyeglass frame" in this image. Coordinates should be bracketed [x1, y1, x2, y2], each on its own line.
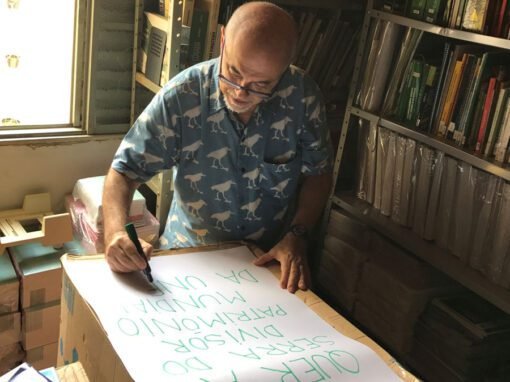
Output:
[218, 40, 284, 99]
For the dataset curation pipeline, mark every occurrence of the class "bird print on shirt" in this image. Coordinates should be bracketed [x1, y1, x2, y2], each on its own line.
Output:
[254, 110, 264, 126]
[183, 139, 203, 164]
[211, 210, 233, 232]
[191, 228, 209, 244]
[272, 150, 295, 173]
[242, 167, 267, 189]
[183, 105, 201, 129]
[184, 172, 206, 193]
[207, 147, 230, 170]
[207, 110, 227, 134]
[275, 85, 297, 109]
[270, 178, 291, 199]
[185, 199, 207, 221]
[155, 125, 176, 150]
[242, 134, 263, 157]
[241, 198, 262, 221]
[174, 232, 189, 246]
[273, 206, 288, 221]
[176, 77, 199, 96]
[271, 117, 292, 141]
[302, 95, 316, 109]
[142, 152, 164, 167]
[309, 103, 323, 126]
[245, 227, 266, 241]
[211, 180, 236, 203]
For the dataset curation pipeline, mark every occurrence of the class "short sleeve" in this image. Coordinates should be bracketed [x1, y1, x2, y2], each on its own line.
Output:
[112, 86, 182, 183]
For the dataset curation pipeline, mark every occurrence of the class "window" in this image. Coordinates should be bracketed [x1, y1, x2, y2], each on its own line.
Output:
[0, 0, 79, 130]
[0, 0, 135, 139]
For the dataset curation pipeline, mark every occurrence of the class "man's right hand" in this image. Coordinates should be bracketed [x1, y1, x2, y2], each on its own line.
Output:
[105, 231, 153, 273]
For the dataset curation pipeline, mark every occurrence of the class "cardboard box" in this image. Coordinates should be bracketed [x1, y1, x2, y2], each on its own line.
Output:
[328, 208, 371, 250]
[58, 271, 132, 381]
[0, 342, 24, 375]
[0, 252, 19, 314]
[0, 311, 21, 346]
[58, 247, 418, 382]
[9, 241, 85, 308]
[26, 341, 58, 370]
[22, 300, 60, 350]
[353, 301, 414, 354]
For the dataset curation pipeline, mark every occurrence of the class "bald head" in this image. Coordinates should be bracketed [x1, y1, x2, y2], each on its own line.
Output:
[224, 2, 298, 67]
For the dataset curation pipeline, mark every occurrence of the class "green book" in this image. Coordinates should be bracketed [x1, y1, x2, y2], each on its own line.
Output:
[409, 0, 427, 19]
[405, 58, 424, 124]
[417, 64, 439, 130]
[424, 0, 444, 23]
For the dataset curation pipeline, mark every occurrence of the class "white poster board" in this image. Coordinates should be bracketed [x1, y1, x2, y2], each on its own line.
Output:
[62, 246, 401, 381]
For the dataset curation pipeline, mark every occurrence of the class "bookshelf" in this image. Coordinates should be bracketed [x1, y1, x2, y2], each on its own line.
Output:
[326, 0, 510, 315]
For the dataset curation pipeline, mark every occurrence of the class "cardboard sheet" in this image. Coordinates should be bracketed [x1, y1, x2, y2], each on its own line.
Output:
[62, 246, 401, 381]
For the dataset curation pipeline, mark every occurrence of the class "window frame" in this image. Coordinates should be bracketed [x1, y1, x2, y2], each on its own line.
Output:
[0, 0, 134, 142]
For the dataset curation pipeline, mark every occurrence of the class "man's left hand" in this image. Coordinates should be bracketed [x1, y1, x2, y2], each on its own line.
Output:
[253, 233, 311, 293]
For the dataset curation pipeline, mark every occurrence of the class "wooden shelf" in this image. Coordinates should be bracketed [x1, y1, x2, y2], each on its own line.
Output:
[370, 10, 510, 50]
[135, 72, 162, 94]
[332, 193, 510, 314]
[349, 107, 510, 182]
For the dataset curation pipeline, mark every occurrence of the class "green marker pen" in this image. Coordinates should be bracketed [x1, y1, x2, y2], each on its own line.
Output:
[125, 223, 153, 282]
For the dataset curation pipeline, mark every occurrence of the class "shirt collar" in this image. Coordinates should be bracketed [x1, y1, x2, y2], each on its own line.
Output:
[208, 58, 226, 115]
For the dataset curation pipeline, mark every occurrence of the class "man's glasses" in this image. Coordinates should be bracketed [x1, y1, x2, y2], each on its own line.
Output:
[218, 43, 275, 99]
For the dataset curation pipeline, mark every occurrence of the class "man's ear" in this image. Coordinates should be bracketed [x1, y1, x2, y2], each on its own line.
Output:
[220, 25, 225, 47]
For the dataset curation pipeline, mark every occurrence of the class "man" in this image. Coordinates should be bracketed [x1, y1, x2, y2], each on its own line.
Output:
[103, 2, 333, 293]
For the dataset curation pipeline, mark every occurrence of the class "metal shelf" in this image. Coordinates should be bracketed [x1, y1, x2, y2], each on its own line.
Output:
[332, 193, 510, 315]
[370, 10, 510, 50]
[349, 107, 510, 182]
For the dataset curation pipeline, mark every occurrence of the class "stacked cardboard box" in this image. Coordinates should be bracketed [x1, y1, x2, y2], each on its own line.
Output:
[66, 176, 159, 253]
[409, 293, 510, 382]
[0, 253, 23, 374]
[8, 241, 85, 369]
[315, 208, 369, 312]
[353, 232, 460, 354]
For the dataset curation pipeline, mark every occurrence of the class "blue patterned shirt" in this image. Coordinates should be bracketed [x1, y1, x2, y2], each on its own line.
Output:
[112, 58, 332, 250]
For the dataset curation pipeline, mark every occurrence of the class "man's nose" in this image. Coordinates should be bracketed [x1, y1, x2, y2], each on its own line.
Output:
[234, 86, 250, 97]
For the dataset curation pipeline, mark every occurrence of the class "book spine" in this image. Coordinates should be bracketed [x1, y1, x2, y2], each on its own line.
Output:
[484, 88, 509, 156]
[494, 97, 510, 161]
[475, 77, 497, 153]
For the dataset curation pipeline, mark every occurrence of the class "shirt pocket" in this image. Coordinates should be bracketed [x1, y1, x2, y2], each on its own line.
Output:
[259, 154, 301, 204]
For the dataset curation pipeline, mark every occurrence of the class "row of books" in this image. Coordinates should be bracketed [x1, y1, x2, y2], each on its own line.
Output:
[356, 122, 510, 289]
[357, 18, 510, 163]
[383, 0, 510, 39]
[290, 9, 360, 95]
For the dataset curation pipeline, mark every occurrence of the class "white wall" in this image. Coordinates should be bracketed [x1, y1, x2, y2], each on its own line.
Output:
[0, 136, 122, 212]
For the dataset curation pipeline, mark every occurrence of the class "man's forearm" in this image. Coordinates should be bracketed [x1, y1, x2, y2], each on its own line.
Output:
[292, 173, 333, 230]
[102, 168, 140, 244]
